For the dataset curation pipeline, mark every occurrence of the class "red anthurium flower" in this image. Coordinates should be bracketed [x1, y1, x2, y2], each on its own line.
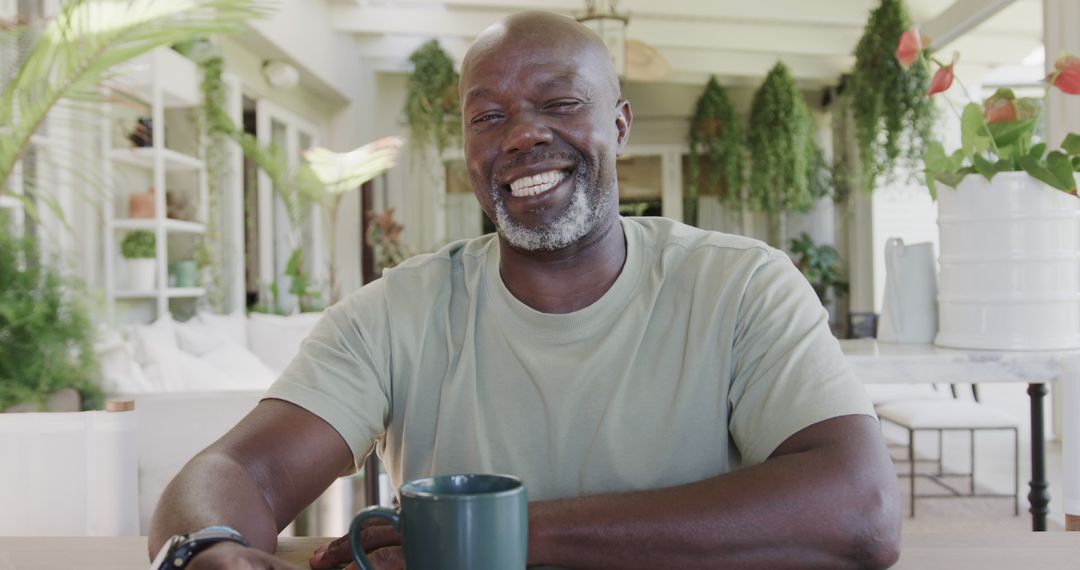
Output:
[1048, 54, 1080, 95]
[983, 98, 1015, 123]
[896, 28, 923, 69]
[928, 63, 954, 96]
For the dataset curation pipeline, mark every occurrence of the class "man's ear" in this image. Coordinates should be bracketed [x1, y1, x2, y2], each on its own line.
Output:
[614, 99, 632, 154]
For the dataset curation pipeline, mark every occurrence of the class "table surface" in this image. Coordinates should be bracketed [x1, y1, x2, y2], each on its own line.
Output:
[1, 534, 1079, 570]
[839, 338, 1078, 385]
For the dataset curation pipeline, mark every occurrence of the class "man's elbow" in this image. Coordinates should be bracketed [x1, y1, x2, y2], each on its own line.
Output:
[848, 477, 902, 569]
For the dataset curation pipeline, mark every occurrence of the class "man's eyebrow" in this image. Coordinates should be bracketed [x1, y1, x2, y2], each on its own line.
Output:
[463, 87, 495, 106]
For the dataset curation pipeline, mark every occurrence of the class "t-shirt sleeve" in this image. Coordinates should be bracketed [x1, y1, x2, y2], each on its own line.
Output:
[262, 280, 392, 472]
[728, 251, 874, 466]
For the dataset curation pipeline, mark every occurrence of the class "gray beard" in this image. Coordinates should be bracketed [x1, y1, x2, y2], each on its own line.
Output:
[490, 166, 610, 252]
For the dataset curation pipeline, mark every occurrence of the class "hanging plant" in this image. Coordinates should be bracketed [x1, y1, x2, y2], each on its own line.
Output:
[847, 0, 934, 193]
[687, 76, 744, 223]
[748, 61, 820, 215]
[404, 40, 462, 155]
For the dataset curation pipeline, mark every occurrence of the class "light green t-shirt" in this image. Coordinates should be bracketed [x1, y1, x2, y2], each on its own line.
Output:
[265, 217, 873, 501]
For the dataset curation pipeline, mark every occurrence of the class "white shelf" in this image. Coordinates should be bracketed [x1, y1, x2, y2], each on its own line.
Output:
[112, 218, 206, 234]
[107, 48, 201, 108]
[108, 147, 203, 171]
[115, 287, 205, 299]
[0, 195, 19, 210]
[166, 287, 206, 298]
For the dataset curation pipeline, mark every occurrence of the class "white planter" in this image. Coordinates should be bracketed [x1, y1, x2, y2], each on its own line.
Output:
[125, 258, 156, 291]
[936, 172, 1080, 350]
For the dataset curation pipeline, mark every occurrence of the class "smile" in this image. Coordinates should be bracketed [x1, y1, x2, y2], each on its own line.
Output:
[508, 170, 567, 198]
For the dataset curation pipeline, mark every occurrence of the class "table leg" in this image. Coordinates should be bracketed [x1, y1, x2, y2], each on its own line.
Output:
[1028, 383, 1049, 531]
[364, 454, 381, 508]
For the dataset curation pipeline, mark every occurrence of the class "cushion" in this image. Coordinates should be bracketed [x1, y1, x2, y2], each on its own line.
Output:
[196, 311, 249, 349]
[96, 328, 154, 394]
[174, 316, 231, 356]
[173, 350, 237, 391]
[131, 314, 178, 366]
[201, 343, 278, 389]
[876, 400, 1019, 429]
[247, 312, 323, 374]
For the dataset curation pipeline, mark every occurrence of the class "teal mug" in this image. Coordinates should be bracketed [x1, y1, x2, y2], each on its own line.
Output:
[349, 473, 527, 570]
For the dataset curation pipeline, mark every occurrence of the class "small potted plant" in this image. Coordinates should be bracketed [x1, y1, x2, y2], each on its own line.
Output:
[900, 29, 1080, 350]
[121, 230, 156, 291]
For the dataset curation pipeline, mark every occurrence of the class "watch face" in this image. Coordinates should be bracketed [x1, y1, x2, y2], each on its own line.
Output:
[150, 535, 185, 570]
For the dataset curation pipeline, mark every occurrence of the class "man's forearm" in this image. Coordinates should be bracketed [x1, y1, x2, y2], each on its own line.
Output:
[147, 451, 281, 557]
[526, 417, 901, 569]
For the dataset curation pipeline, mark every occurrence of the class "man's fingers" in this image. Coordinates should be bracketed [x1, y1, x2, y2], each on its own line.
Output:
[343, 546, 405, 570]
[310, 522, 401, 568]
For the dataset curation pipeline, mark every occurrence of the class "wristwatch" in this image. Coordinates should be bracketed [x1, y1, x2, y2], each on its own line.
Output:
[150, 526, 249, 569]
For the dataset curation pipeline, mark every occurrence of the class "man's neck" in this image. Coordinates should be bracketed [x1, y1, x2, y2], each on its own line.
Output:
[497, 214, 627, 314]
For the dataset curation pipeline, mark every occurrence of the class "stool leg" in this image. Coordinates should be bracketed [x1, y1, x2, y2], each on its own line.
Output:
[909, 428, 916, 518]
[1014, 427, 1020, 516]
[970, 429, 976, 495]
[938, 429, 944, 476]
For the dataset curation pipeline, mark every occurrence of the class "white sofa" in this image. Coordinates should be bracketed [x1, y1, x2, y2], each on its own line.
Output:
[100, 311, 324, 533]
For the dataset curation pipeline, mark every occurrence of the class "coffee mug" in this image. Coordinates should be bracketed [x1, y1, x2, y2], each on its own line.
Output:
[349, 473, 527, 570]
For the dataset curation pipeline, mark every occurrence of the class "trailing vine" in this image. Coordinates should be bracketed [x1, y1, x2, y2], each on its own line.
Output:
[687, 76, 744, 223]
[404, 40, 461, 155]
[748, 61, 821, 215]
[847, 0, 934, 192]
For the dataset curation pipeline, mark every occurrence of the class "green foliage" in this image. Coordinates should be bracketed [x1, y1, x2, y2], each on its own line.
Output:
[0, 0, 265, 217]
[284, 247, 324, 313]
[0, 232, 103, 411]
[789, 233, 849, 306]
[847, 0, 935, 193]
[924, 92, 1080, 197]
[120, 230, 155, 259]
[747, 62, 823, 214]
[687, 76, 744, 222]
[404, 40, 462, 155]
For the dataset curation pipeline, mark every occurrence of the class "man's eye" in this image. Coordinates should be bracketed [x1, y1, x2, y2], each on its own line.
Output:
[472, 113, 501, 124]
[548, 100, 580, 110]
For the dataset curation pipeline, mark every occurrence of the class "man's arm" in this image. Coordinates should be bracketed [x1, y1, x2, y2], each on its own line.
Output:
[148, 398, 356, 560]
[527, 414, 901, 569]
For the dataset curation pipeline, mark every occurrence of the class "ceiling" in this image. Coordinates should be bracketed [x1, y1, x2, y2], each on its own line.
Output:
[327, 0, 1045, 89]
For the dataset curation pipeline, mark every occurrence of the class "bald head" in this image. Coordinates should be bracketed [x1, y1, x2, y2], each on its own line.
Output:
[461, 11, 620, 101]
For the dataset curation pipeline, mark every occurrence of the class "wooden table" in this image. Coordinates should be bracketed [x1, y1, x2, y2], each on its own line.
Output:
[841, 339, 1076, 531]
[1, 534, 1078, 569]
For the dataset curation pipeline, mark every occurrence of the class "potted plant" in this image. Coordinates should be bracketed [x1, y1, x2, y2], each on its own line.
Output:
[846, 0, 935, 193]
[748, 62, 827, 246]
[121, 230, 156, 291]
[687, 76, 744, 226]
[789, 233, 849, 308]
[0, 232, 102, 412]
[903, 30, 1080, 349]
[403, 40, 462, 156]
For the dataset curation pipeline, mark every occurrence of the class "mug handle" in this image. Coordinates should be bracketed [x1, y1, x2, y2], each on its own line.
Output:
[349, 506, 401, 570]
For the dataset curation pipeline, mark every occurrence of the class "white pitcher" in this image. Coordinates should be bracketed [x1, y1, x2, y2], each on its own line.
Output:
[878, 237, 938, 344]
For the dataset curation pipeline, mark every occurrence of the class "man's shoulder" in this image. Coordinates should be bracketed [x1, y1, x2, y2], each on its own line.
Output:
[385, 234, 496, 278]
[626, 216, 783, 267]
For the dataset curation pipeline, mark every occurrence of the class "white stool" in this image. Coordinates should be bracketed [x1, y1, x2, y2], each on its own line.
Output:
[875, 399, 1020, 517]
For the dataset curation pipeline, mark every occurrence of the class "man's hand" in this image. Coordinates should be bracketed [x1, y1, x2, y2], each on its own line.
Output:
[187, 541, 303, 570]
[309, 518, 404, 570]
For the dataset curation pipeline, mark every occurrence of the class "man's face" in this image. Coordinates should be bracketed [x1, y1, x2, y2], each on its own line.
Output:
[460, 38, 631, 251]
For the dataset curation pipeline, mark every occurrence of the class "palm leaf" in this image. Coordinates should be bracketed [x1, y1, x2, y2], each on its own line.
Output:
[0, 0, 267, 207]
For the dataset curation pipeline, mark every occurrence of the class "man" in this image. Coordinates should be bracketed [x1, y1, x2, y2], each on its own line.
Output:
[150, 11, 901, 570]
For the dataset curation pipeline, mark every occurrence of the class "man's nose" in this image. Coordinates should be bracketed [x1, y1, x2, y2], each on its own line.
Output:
[501, 115, 553, 154]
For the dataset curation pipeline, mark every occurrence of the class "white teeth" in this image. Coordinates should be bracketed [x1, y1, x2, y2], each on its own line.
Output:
[509, 170, 566, 197]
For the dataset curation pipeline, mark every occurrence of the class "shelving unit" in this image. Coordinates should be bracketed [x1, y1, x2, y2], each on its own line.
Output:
[102, 47, 208, 322]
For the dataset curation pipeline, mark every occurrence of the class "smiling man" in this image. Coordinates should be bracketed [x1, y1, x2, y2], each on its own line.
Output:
[148, 11, 901, 570]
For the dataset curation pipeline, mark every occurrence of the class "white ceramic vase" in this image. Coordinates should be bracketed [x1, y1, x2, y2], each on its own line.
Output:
[125, 258, 156, 291]
[935, 172, 1080, 350]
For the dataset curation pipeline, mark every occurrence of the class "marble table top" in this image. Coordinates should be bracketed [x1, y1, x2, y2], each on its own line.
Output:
[839, 339, 1080, 385]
